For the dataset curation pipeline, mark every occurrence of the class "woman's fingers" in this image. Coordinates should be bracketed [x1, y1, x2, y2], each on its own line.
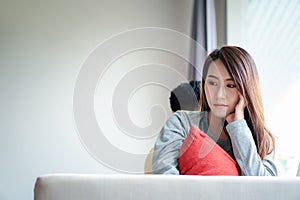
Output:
[226, 94, 246, 123]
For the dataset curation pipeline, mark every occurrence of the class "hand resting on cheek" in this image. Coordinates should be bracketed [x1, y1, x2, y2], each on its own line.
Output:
[226, 94, 247, 123]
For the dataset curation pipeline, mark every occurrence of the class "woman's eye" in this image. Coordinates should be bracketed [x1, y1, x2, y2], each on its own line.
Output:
[208, 81, 217, 86]
[227, 84, 236, 88]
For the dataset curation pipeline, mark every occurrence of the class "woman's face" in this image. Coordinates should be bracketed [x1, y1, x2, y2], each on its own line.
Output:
[204, 59, 239, 119]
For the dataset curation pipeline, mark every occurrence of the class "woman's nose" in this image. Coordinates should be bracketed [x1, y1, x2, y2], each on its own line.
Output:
[216, 86, 226, 99]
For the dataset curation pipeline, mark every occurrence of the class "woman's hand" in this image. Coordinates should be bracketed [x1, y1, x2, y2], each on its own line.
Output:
[226, 94, 247, 123]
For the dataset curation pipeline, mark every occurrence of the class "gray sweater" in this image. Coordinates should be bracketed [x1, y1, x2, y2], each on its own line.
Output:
[152, 110, 277, 176]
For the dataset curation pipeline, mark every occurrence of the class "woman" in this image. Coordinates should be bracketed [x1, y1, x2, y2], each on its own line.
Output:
[152, 46, 277, 176]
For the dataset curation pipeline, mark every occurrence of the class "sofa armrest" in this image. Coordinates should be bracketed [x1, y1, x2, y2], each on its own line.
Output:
[34, 174, 300, 200]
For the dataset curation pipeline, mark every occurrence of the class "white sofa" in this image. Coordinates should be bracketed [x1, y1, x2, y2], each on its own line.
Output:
[34, 174, 300, 200]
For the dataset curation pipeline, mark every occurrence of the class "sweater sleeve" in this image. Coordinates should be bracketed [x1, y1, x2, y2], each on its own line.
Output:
[226, 119, 277, 176]
[152, 112, 188, 174]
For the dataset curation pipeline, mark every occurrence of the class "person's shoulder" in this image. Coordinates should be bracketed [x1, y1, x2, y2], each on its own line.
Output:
[174, 110, 205, 116]
[173, 110, 207, 123]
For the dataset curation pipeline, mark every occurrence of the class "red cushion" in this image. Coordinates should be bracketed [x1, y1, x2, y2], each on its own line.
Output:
[178, 125, 240, 176]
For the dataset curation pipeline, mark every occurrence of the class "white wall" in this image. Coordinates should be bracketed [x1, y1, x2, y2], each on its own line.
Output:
[0, 0, 193, 199]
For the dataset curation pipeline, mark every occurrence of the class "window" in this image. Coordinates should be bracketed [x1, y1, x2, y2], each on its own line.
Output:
[227, 0, 300, 176]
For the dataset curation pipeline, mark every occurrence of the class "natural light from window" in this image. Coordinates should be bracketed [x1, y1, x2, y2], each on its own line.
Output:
[227, 0, 300, 176]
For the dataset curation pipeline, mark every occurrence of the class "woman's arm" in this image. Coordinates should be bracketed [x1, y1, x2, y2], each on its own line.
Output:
[226, 119, 277, 176]
[152, 113, 187, 174]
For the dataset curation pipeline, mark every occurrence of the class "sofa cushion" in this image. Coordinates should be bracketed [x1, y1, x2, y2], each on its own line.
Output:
[178, 125, 240, 175]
